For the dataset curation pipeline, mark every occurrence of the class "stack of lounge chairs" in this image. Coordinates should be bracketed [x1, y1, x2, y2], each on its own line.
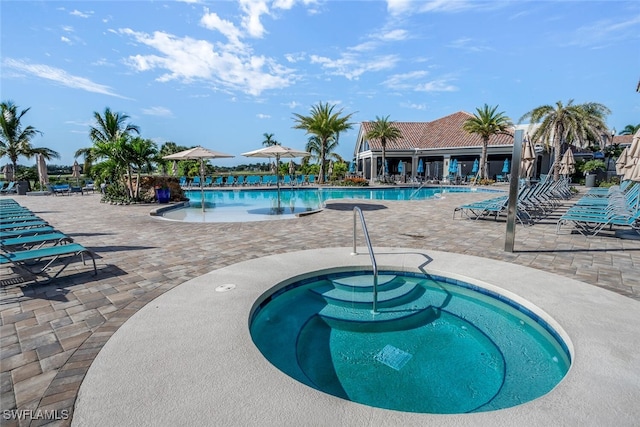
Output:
[453, 178, 573, 225]
[0, 199, 96, 283]
[556, 181, 639, 237]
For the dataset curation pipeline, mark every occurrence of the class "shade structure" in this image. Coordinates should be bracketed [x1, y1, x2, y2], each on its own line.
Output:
[615, 148, 629, 176]
[623, 130, 640, 182]
[2, 164, 14, 182]
[164, 146, 235, 212]
[37, 154, 49, 190]
[559, 149, 575, 176]
[472, 158, 479, 174]
[502, 158, 510, 174]
[521, 138, 536, 179]
[242, 145, 310, 212]
[71, 160, 82, 186]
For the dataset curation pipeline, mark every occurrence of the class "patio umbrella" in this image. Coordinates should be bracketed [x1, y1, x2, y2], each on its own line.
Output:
[349, 160, 356, 174]
[71, 160, 82, 186]
[502, 158, 510, 174]
[471, 158, 479, 174]
[164, 146, 235, 212]
[398, 161, 404, 175]
[559, 149, 575, 176]
[242, 145, 310, 212]
[623, 129, 640, 182]
[172, 161, 178, 177]
[521, 138, 536, 179]
[288, 160, 295, 177]
[2, 163, 14, 182]
[37, 154, 49, 191]
[416, 159, 424, 176]
[615, 148, 629, 176]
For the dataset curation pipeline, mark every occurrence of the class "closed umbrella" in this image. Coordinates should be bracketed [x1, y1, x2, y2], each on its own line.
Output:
[72, 160, 82, 186]
[2, 164, 14, 182]
[416, 159, 424, 175]
[502, 158, 510, 174]
[521, 138, 536, 179]
[398, 161, 404, 175]
[471, 158, 479, 174]
[288, 160, 295, 177]
[37, 154, 49, 191]
[559, 149, 575, 176]
[164, 146, 235, 212]
[623, 129, 640, 182]
[242, 145, 310, 212]
[615, 148, 629, 176]
[349, 161, 356, 174]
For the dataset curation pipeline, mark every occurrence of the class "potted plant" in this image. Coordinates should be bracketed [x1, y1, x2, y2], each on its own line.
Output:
[155, 181, 171, 204]
[580, 159, 605, 188]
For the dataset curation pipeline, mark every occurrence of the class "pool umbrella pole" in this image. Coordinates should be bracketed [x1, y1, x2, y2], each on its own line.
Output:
[163, 146, 235, 213]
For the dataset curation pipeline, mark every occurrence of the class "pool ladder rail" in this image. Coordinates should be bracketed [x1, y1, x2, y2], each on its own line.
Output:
[351, 206, 379, 314]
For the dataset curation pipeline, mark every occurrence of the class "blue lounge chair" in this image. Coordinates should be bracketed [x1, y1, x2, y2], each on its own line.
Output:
[213, 176, 223, 186]
[179, 176, 188, 188]
[246, 176, 260, 186]
[0, 243, 96, 282]
[0, 182, 16, 194]
[235, 176, 245, 186]
[204, 176, 213, 187]
[0, 220, 48, 231]
[0, 226, 57, 239]
[1, 232, 72, 251]
[191, 176, 201, 187]
[308, 174, 316, 185]
[225, 176, 235, 186]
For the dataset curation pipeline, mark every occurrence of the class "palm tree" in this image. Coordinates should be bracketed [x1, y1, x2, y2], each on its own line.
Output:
[0, 101, 60, 174]
[365, 115, 403, 180]
[619, 124, 640, 135]
[128, 137, 158, 199]
[90, 107, 140, 144]
[462, 105, 512, 180]
[293, 102, 355, 184]
[261, 133, 279, 146]
[305, 135, 341, 165]
[520, 100, 610, 181]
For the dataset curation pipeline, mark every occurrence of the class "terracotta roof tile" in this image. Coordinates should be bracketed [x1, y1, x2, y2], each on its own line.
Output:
[361, 111, 513, 151]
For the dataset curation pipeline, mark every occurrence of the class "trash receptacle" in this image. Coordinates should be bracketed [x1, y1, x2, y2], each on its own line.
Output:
[585, 174, 596, 188]
[16, 180, 29, 195]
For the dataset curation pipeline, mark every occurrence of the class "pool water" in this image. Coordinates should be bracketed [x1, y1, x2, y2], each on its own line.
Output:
[250, 271, 570, 414]
[164, 187, 498, 222]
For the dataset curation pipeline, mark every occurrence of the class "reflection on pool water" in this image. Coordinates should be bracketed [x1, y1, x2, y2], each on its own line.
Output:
[161, 186, 500, 223]
[250, 270, 571, 414]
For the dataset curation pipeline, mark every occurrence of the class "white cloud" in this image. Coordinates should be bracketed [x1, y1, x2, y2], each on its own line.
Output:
[447, 37, 491, 52]
[310, 53, 398, 80]
[285, 101, 301, 109]
[142, 106, 174, 117]
[3, 58, 128, 98]
[119, 28, 297, 96]
[387, 0, 496, 16]
[383, 70, 429, 90]
[416, 78, 457, 92]
[566, 14, 640, 47]
[70, 9, 93, 18]
[200, 8, 244, 47]
[379, 29, 408, 41]
[61, 36, 71, 44]
[257, 113, 271, 119]
[239, 0, 270, 38]
[400, 101, 427, 110]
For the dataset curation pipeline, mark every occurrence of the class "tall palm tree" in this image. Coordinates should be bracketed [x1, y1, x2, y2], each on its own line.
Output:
[90, 107, 140, 144]
[619, 124, 640, 135]
[0, 101, 60, 174]
[365, 115, 403, 179]
[520, 100, 610, 181]
[305, 135, 340, 165]
[293, 102, 355, 184]
[261, 133, 279, 146]
[462, 105, 512, 180]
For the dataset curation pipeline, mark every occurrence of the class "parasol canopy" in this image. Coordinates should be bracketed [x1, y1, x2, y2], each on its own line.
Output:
[520, 138, 536, 179]
[164, 146, 234, 212]
[2, 163, 14, 182]
[623, 129, 640, 182]
[559, 149, 575, 176]
[242, 145, 310, 212]
[72, 160, 82, 186]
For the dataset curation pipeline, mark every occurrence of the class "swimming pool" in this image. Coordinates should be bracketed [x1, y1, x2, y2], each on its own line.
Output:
[250, 270, 570, 414]
[162, 186, 500, 222]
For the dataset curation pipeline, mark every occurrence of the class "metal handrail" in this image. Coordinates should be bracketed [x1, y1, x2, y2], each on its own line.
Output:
[351, 206, 379, 314]
[409, 181, 426, 200]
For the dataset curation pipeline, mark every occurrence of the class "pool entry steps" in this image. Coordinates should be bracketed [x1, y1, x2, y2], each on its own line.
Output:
[351, 206, 379, 313]
[311, 274, 437, 331]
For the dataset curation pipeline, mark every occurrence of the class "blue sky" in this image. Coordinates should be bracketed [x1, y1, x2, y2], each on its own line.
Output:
[2, 0, 639, 167]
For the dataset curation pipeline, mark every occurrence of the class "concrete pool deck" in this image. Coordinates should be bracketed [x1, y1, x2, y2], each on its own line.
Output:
[72, 248, 640, 426]
[1, 188, 639, 426]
